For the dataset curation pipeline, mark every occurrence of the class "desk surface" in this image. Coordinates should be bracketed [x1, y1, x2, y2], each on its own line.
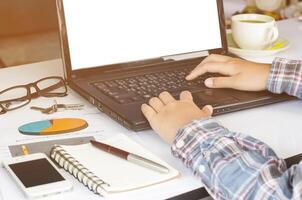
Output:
[0, 18, 302, 200]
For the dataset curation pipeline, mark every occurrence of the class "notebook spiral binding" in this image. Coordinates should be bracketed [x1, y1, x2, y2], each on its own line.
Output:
[50, 145, 110, 195]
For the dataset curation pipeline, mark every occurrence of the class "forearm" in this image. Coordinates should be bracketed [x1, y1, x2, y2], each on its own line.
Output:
[171, 119, 302, 199]
[267, 58, 302, 99]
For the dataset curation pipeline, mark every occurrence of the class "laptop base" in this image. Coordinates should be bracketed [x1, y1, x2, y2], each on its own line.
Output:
[69, 57, 294, 131]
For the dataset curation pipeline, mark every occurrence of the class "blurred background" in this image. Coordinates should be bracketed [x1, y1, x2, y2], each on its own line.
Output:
[0, 0, 301, 68]
[0, 0, 60, 67]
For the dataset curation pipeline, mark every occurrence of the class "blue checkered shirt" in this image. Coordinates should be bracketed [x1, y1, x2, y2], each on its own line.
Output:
[171, 58, 302, 200]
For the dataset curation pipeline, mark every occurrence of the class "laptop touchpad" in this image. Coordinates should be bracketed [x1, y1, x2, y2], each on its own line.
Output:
[193, 89, 239, 106]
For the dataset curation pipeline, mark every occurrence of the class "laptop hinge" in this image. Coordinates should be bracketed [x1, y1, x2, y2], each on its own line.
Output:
[162, 51, 209, 61]
[209, 48, 227, 55]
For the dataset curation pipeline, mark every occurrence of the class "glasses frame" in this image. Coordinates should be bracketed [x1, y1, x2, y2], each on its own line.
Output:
[0, 76, 67, 114]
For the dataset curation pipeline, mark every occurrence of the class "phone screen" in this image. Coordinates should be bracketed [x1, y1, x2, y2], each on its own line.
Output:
[8, 158, 65, 188]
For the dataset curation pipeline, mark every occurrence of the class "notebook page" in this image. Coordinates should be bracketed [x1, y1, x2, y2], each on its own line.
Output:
[60, 134, 179, 193]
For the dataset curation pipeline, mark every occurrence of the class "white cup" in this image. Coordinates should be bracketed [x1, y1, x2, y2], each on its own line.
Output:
[231, 14, 279, 50]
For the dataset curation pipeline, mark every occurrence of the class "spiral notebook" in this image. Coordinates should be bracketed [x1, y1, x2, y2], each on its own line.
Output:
[50, 134, 180, 196]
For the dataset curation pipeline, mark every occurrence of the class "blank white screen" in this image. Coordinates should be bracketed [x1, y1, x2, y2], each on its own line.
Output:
[62, 0, 222, 70]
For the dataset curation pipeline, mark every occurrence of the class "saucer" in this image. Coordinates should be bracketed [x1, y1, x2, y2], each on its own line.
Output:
[227, 31, 291, 57]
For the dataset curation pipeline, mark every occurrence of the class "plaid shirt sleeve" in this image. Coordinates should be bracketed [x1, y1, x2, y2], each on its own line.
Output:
[171, 58, 302, 199]
[267, 57, 302, 99]
[171, 119, 302, 199]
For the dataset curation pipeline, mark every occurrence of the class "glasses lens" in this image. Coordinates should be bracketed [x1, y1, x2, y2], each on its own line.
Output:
[0, 87, 29, 110]
[37, 78, 66, 95]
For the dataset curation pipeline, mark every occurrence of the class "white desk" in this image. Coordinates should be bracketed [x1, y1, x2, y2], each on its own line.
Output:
[0, 18, 302, 200]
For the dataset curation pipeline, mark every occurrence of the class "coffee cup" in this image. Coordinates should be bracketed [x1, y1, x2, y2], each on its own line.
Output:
[231, 14, 279, 50]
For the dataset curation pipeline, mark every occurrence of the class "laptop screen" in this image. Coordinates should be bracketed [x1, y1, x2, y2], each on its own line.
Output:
[62, 0, 222, 71]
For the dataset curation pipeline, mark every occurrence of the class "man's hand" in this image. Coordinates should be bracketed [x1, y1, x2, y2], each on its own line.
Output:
[186, 54, 271, 91]
[141, 91, 212, 144]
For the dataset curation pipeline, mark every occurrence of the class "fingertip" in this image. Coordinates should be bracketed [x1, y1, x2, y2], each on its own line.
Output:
[148, 97, 158, 105]
[204, 78, 214, 88]
[141, 103, 148, 112]
[141, 104, 156, 120]
[202, 104, 213, 116]
[141, 103, 150, 113]
[186, 73, 194, 80]
[180, 90, 193, 101]
[159, 91, 170, 97]
[206, 77, 234, 89]
[159, 91, 175, 104]
[204, 105, 213, 114]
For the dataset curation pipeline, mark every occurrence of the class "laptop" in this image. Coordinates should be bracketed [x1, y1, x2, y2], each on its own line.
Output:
[56, 0, 292, 131]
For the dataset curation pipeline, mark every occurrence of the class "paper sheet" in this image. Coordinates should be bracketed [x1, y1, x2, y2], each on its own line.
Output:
[0, 146, 11, 163]
[0, 89, 202, 200]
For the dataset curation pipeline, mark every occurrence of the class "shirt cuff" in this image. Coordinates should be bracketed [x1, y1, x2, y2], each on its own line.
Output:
[267, 57, 302, 98]
[171, 119, 228, 168]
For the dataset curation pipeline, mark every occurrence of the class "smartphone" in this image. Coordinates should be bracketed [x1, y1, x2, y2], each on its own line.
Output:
[2, 153, 73, 199]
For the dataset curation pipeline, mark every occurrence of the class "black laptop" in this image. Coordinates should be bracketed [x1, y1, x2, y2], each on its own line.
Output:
[56, 0, 292, 131]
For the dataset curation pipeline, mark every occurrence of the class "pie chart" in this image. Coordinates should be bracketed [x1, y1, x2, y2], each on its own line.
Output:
[18, 118, 88, 135]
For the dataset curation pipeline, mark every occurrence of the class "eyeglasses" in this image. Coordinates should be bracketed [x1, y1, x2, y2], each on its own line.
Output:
[0, 76, 67, 115]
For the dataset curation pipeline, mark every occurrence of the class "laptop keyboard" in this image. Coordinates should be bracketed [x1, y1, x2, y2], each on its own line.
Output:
[93, 68, 213, 104]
